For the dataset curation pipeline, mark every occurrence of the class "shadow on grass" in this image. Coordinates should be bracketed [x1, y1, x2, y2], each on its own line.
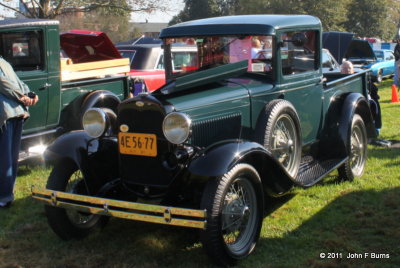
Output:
[251, 187, 400, 268]
[0, 188, 398, 267]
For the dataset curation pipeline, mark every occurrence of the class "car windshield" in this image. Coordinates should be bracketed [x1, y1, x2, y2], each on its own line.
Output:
[374, 50, 384, 60]
[162, 35, 273, 79]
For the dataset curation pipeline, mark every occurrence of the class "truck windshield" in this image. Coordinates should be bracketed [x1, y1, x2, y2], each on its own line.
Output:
[163, 35, 273, 79]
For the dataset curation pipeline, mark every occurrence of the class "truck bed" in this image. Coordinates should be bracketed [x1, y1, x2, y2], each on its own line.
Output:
[60, 58, 130, 81]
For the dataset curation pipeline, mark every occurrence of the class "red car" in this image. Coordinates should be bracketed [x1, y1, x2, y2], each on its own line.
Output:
[117, 43, 197, 93]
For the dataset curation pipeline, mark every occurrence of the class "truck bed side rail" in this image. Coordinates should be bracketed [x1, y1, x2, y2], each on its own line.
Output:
[32, 186, 207, 229]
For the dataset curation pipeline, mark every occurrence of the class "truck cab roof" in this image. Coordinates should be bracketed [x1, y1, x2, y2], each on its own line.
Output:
[160, 15, 321, 38]
[0, 19, 58, 29]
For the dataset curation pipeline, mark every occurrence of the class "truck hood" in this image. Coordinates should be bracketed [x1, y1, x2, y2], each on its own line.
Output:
[159, 60, 249, 95]
[60, 29, 122, 63]
[322, 32, 375, 64]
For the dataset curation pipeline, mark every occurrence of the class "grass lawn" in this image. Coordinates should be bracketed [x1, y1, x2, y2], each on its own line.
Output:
[0, 80, 399, 267]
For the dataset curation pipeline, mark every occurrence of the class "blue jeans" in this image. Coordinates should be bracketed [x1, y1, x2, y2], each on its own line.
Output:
[0, 117, 23, 205]
[394, 61, 400, 86]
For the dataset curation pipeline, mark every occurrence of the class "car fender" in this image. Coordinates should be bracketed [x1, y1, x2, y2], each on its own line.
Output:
[188, 140, 294, 196]
[320, 92, 375, 159]
[338, 93, 375, 152]
[44, 131, 119, 181]
[81, 90, 121, 117]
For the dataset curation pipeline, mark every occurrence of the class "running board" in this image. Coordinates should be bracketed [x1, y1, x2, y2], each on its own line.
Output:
[294, 156, 348, 187]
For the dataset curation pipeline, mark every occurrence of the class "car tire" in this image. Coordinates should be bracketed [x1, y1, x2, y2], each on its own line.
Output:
[200, 163, 264, 266]
[338, 114, 368, 181]
[254, 99, 302, 177]
[44, 160, 109, 240]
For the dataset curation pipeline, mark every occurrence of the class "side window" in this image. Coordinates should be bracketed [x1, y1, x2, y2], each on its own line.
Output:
[281, 30, 318, 75]
[0, 30, 44, 71]
[386, 52, 394, 61]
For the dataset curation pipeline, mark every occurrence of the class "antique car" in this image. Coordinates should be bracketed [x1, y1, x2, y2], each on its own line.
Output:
[32, 15, 376, 266]
[367, 49, 395, 82]
[0, 21, 130, 162]
[116, 43, 197, 93]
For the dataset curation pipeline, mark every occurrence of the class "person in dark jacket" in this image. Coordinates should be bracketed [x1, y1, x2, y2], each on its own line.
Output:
[0, 57, 38, 208]
[393, 39, 400, 87]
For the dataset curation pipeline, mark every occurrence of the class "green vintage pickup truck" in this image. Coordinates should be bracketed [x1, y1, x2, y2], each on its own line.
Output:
[32, 15, 376, 265]
[0, 19, 130, 160]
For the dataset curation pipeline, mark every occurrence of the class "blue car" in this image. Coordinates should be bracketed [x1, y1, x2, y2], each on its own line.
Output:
[323, 32, 395, 83]
[363, 49, 395, 83]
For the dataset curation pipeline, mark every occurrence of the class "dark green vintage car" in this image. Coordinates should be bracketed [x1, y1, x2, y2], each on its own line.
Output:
[32, 15, 376, 265]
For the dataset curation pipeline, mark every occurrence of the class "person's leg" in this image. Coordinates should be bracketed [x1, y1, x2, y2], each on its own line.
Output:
[395, 61, 400, 87]
[0, 118, 23, 206]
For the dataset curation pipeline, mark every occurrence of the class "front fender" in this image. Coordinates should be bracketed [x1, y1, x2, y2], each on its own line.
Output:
[188, 140, 294, 196]
[44, 130, 91, 167]
[45, 131, 119, 182]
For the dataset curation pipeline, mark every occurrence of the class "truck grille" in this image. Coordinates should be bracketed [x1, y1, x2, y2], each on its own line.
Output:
[117, 95, 176, 190]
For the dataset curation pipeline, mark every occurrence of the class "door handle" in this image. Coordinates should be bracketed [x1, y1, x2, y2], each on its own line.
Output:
[40, 83, 52, 90]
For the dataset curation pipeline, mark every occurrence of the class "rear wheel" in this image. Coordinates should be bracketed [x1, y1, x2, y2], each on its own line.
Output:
[338, 114, 368, 181]
[45, 160, 108, 240]
[200, 164, 264, 266]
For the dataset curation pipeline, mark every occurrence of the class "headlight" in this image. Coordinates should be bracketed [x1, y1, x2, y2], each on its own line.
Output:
[82, 108, 110, 138]
[162, 112, 191, 144]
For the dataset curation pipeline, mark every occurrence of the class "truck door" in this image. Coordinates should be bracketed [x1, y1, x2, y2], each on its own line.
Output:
[0, 29, 50, 135]
[278, 30, 323, 145]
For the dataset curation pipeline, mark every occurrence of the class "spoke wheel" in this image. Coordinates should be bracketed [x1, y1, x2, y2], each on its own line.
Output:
[270, 114, 298, 174]
[45, 160, 108, 240]
[200, 164, 264, 266]
[338, 114, 367, 181]
[255, 99, 302, 177]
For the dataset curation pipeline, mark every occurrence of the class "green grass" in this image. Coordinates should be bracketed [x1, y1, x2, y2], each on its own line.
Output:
[1, 79, 399, 267]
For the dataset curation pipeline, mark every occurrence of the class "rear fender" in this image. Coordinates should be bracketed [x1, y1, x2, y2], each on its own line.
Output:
[338, 93, 375, 154]
[188, 141, 294, 196]
[320, 93, 375, 158]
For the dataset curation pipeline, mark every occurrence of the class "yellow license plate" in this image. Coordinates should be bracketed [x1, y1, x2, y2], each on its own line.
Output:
[119, 133, 157, 157]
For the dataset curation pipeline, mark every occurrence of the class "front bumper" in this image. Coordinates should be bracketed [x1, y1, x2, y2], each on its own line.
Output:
[32, 186, 207, 229]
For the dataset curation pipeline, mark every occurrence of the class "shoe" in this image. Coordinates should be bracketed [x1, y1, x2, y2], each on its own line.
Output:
[0, 201, 12, 209]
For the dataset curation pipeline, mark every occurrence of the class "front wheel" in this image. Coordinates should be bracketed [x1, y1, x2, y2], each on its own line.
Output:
[338, 114, 368, 181]
[44, 160, 108, 240]
[200, 164, 264, 266]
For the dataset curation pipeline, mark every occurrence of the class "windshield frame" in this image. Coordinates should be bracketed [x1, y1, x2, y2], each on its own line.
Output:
[162, 34, 275, 82]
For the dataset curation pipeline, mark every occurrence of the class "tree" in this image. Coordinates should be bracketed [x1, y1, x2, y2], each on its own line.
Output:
[0, 0, 169, 19]
[170, 0, 219, 25]
[345, 0, 390, 39]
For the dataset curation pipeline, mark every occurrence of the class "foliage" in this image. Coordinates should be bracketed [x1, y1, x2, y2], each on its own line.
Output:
[171, 0, 399, 40]
[0, 0, 169, 19]
[0, 81, 399, 267]
[58, 9, 133, 43]
[345, 0, 391, 39]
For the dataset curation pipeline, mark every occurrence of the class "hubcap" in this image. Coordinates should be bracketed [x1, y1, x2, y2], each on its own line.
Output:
[350, 123, 366, 176]
[221, 177, 258, 255]
[270, 115, 298, 176]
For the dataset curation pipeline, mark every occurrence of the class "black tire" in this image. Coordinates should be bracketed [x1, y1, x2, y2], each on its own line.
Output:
[255, 99, 302, 177]
[200, 164, 264, 266]
[338, 114, 368, 181]
[44, 160, 108, 240]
